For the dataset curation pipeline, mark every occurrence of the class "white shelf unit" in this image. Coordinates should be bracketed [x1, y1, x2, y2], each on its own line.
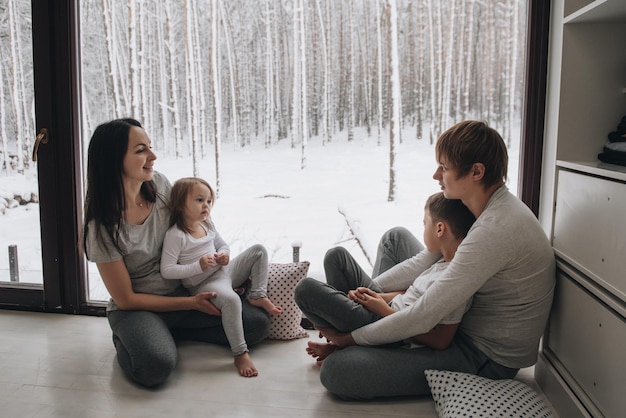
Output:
[536, 1, 626, 417]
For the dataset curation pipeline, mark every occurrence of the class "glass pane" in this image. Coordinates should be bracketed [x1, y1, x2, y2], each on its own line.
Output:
[80, 0, 526, 302]
[0, 0, 42, 286]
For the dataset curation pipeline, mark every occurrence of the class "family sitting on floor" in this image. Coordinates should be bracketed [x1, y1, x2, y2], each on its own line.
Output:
[83, 118, 555, 400]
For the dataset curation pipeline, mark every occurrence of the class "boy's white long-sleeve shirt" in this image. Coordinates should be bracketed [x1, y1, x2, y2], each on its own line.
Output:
[352, 186, 556, 369]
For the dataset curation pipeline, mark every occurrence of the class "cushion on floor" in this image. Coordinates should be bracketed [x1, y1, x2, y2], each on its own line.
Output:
[425, 369, 553, 418]
[266, 261, 310, 340]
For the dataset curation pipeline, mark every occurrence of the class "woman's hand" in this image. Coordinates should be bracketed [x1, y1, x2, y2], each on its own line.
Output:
[192, 292, 222, 316]
[98, 259, 216, 313]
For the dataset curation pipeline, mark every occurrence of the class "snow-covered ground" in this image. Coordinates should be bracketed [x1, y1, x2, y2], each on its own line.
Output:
[0, 126, 519, 301]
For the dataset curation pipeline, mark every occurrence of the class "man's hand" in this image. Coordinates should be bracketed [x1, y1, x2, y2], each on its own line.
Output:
[193, 292, 222, 316]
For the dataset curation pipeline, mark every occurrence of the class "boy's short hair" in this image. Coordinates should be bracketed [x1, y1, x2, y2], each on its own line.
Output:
[426, 192, 476, 240]
[435, 120, 508, 188]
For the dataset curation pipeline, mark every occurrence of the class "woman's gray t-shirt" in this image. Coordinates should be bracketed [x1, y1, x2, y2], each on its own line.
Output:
[85, 171, 186, 311]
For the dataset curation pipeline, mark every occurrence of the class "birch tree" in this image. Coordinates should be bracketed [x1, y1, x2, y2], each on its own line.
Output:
[164, 1, 183, 158]
[311, 0, 329, 145]
[220, 0, 240, 148]
[298, 0, 308, 169]
[8, 0, 27, 172]
[291, 0, 301, 150]
[184, 0, 202, 175]
[0, 58, 9, 174]
[156, 3, 171, 153]
[346, 1, 354, 142]
[191, 4, 208, 157]
[426, 0, 441, 144]
[441, 0, 455, 131]
[138, 0, 151, 129]
[387, 0, 400, 202]
[129, 0, 141, 119]
[211, 0, 222, 195]
[264, 0, 275, 148]
[375, 0, 383, 146]
[462, 0, 476, 119]
[505, 0, 521, 145]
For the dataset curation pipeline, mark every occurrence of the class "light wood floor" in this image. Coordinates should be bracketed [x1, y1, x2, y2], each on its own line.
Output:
[0, 309, 551, 418]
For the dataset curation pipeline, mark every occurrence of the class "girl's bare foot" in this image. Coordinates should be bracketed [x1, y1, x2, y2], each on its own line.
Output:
[306, 341, 338, 366]
[249, 297, 282, 315]
[234, 352, 258, 377]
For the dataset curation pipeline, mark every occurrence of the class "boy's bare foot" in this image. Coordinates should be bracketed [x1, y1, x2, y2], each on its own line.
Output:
[249, 297, 283, 315]
[306, 341, 338, 366]
[234, 352, 258, 377]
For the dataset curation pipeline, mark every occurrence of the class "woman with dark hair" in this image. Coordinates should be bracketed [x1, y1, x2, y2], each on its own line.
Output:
[83, 118, 270, 387]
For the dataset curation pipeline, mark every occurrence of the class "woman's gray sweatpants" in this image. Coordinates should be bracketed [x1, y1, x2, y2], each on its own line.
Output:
[107, 301, 269, 388]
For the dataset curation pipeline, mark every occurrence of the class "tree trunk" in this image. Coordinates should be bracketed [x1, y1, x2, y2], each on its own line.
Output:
[212, 0, 222, 195]
[347, 2, 354, 142]
[291, 1, 300, 150]
[0, 58, 10, 174]
[164, 1, 183, 159]
[299, 0, 308, 170]
[8, 0, 27, 172]
[265, 0, 274, 148]
[376, 0, 383, 146]
[387, 0, 400, 202]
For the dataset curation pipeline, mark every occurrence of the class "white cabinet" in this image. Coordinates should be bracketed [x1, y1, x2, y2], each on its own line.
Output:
[538, 163, 626, 418]
[536, 1, 626, 417]
[553, 164, 626, 303]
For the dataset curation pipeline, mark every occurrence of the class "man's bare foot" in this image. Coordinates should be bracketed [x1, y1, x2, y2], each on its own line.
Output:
[234, 352, 258, 377]
[315, 326, 356, 348]
[249, 297, 282, 315]
[306, 341, 338, 366]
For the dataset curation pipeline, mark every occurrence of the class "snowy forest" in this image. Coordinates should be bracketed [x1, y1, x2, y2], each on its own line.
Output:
[1, 0, 526, 194]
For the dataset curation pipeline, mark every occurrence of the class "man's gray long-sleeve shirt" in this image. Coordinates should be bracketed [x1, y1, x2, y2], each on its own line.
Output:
[353, 185, 555, 369]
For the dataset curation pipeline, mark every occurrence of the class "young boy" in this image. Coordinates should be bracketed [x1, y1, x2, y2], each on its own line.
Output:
[295, 192, 476, 364]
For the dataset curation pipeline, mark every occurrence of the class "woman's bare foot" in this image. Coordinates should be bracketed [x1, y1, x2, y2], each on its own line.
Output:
[306, 341, 338, 366]
[234, 352, 258, 377]
[249, 297, 282, 315]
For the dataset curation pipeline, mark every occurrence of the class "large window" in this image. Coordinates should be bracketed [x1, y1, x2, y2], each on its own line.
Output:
[0, 0, 40, 286]
[79, 0, 528, 302]
[1, 1, 539, 309]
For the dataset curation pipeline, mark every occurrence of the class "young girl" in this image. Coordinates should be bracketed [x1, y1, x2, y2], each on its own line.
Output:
[160, 177, 281, 377]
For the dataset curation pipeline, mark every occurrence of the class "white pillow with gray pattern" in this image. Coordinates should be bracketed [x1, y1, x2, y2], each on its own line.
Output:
[425, 369, 554, 418]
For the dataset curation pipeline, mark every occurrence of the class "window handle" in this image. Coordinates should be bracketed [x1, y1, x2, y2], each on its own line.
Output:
[32, 128, 49, 162]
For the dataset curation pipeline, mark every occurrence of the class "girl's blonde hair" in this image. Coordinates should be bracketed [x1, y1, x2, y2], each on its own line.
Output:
[168, 177, 215, 234]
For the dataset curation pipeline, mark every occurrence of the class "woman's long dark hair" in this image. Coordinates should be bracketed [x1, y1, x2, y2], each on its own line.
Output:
[82, 118, 157, 257]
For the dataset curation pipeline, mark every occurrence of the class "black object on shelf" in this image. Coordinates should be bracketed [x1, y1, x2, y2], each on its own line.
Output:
[598, 115, 626, 166]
